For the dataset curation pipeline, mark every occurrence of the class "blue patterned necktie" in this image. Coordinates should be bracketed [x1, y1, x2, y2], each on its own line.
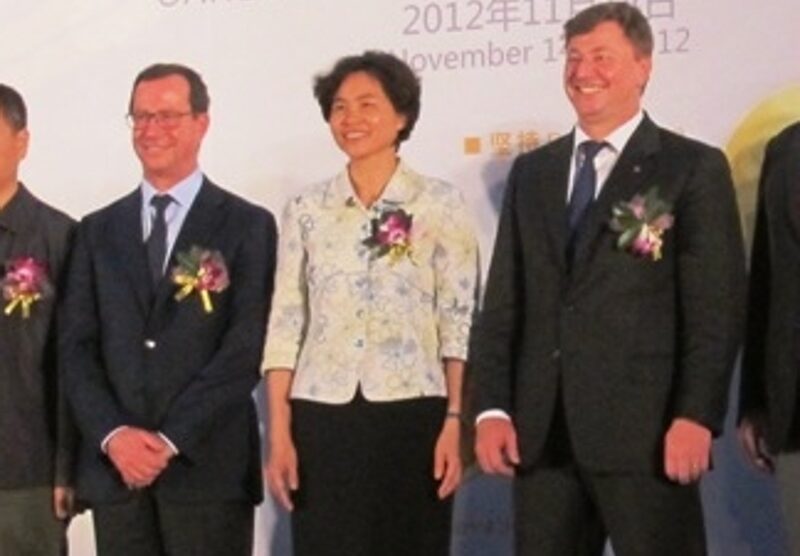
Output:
[566, 140, 605, 261]
[146, 194, 173, 284]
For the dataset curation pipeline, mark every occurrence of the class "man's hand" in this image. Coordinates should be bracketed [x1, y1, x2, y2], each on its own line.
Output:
[738, 414, 774, 473]
[53, 486, 75, 520]
[664, 417, 712, 484]
[265, 432, 299, 512]
[434, 418, 462, 499]
[475, 417, 520, 476]
[107, 427, 173, 488]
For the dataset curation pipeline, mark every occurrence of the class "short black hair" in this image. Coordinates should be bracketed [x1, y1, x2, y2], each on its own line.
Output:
[128, 63, 210, 114]
[0, 84, 27, 131]
[565, 2, 653, 57]
[313, 51, 421, 146]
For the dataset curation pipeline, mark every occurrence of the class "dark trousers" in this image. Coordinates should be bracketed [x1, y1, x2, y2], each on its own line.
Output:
[777, 452, 800, 556]
[514, 399, 706, 556]
[92, 490, 253, 556]
[291, 391, 451, 556]
[0, 487, 66, 556]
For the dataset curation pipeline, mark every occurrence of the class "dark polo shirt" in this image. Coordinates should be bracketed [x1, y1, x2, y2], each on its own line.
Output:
[0, 184, 75, 489]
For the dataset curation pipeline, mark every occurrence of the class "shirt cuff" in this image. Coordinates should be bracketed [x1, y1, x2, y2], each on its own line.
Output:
[158, 432, 180, 455]
[476, 409, 512, 425]
[261, 352, 299, 376]
[100, 425, 129, 453]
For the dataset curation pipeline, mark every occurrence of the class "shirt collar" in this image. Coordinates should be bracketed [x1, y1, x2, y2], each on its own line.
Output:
[573, 110, 644, 155]
[0, 183, 36, 234]
[329, 160, 422, 208]
[140, 168, 204, 209]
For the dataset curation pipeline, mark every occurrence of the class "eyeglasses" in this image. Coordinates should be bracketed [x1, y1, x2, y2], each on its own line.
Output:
[125, 111, 193, 129]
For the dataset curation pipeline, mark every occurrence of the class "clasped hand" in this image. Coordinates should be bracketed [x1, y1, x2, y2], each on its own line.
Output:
[107, 427, 174, 489]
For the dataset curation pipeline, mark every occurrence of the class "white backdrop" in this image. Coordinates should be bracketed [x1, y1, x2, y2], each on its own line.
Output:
[2, 1, 798, 554]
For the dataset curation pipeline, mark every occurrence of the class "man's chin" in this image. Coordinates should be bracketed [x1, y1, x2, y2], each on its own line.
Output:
[139, 158, 170, 175]
[573, 107, 606, 127]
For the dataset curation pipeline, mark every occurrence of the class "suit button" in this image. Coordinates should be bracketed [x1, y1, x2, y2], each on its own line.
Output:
[565, 305, 575, 312]
[144, 339, 157, 350]
[551, 349, 561, 360]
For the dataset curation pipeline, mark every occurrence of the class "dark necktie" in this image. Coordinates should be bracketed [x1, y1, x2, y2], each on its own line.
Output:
[146, 195, 173, 284]
[566, 141, 605, 261]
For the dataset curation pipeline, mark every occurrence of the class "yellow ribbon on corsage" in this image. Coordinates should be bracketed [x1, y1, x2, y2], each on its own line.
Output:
[170, 247, 230, 314]
[4, 293, 42, 319]
[2, 257, 52, 320]
[174, 270, 214, 313]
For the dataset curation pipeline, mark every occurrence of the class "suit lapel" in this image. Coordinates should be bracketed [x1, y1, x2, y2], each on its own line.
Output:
[152, 178, 227, 310]
[111, 189, 153, 314]
[571, 116, 661, 276]
[539, 136, 573, 273]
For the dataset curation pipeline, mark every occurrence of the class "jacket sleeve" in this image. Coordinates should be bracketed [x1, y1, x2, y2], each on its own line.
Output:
[739, 138, 778, 419]
[671, 147, 747, 435]
[59, 219, 132, 451]
[468, 157, 526, 420]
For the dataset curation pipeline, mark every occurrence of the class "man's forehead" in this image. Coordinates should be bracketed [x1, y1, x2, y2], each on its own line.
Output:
[133, 77, 190, 104]
[566, 24, 635, 51]
[135, 75, 189, 93]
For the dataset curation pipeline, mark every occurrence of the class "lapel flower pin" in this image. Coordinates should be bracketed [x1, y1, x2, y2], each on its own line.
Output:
[2, 257, 53, 318]
[609, 187, 674, 261]
[363, 207, 414, 264]
[171, 246, 229, 313]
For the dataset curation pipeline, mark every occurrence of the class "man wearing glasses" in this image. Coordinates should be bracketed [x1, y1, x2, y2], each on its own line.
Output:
[60, 63, 277, 556]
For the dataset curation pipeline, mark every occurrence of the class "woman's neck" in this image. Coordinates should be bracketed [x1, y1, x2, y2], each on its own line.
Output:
[348, 151, 399, 208]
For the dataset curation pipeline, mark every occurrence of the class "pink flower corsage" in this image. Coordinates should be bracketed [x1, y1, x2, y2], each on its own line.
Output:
[363, 207, 414, 264]
[2, 257, 53, 318]
[171, 246, 229, 313]
[610, 188, 674, 261]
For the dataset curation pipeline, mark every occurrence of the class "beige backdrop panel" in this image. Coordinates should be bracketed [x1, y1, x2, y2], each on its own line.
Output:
[1, 1, 797, 554]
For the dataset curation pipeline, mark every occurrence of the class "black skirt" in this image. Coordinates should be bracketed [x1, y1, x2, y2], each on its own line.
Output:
[290, 390, 451, 556]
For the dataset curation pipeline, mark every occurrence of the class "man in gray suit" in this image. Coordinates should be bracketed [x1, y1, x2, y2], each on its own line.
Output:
[0, 84, 75, 555]
[469, 4, 745, 555]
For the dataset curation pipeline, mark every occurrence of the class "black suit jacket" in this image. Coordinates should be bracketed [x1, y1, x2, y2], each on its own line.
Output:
[60, 178, 276, 504]
[0, 184, 76, 489]
[470, 116, 746, 472]
[741, 122, 800, 453]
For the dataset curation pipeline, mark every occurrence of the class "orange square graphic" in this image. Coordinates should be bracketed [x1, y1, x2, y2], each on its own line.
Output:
[464, 136, 482, 155]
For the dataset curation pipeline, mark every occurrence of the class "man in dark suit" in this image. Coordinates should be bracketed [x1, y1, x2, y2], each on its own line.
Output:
[739, 121, 800, 555]
[60, 63, 276, 556]
[0, 84, 76, 555]
[469, 4, 745, 555]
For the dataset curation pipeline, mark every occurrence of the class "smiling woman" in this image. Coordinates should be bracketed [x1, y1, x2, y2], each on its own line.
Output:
[0, 0, 787, 552]
[261, 51, 480, 556]
[326, 72, 408, 176]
